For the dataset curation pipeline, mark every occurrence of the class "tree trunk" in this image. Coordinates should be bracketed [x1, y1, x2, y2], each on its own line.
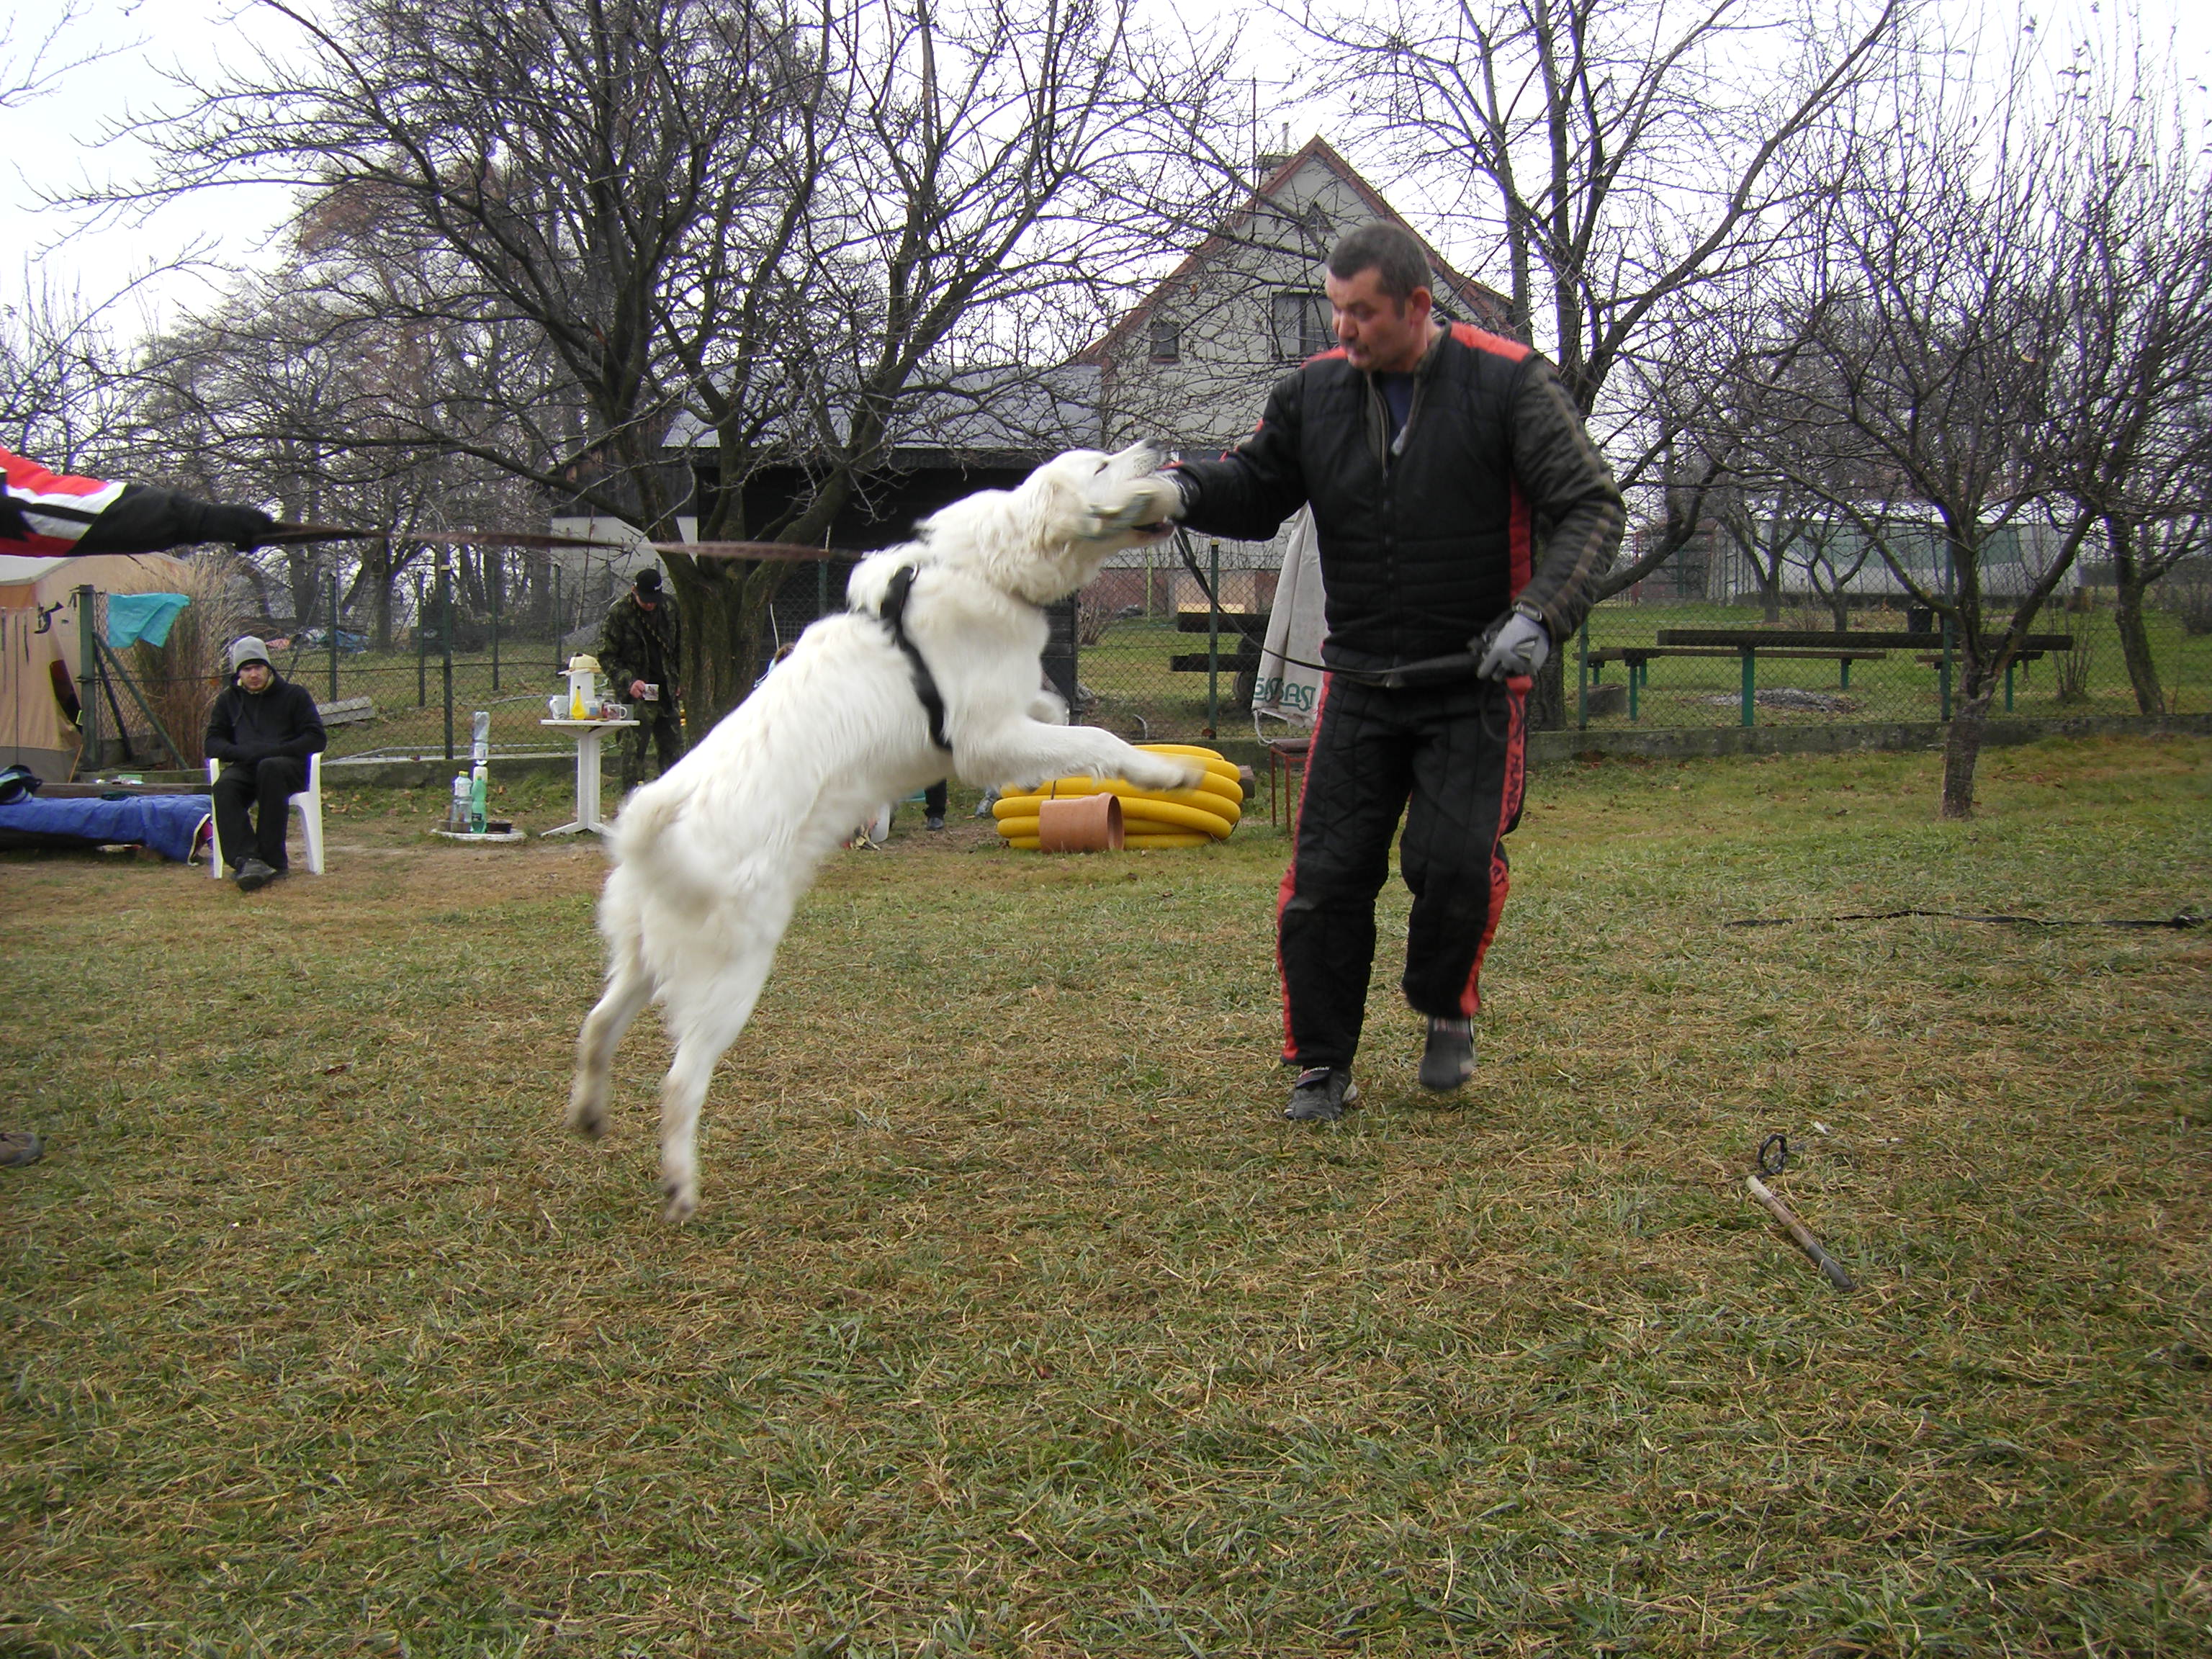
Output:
[1528, 649, 1569, 731]
[669, 556, 796, 734]
[2113, 577, 2164, 714]
[1940, 684, 1994, 819]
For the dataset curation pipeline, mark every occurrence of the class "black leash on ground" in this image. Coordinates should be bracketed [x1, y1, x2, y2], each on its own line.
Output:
[1727, 909, 2204, 930]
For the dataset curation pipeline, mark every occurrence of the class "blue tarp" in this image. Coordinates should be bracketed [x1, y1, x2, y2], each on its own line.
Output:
[0, 794, 212, 862]
[105, 593, 192, 649]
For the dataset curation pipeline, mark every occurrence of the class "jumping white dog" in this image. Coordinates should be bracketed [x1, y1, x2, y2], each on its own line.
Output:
[568, 443, 1205, 1220]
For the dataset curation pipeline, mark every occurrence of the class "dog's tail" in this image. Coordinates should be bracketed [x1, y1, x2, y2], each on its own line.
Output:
[606, 778, 691, 886]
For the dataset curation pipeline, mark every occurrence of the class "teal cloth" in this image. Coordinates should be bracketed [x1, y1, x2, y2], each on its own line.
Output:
[106, 593, 192, 649]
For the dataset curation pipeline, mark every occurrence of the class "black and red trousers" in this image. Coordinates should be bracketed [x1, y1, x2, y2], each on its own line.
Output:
[1276, 670, 1528, 1070]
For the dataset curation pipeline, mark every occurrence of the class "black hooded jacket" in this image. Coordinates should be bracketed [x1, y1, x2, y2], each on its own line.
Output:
[1172, 322, 1624, 672]
[204, 668, 326, 765]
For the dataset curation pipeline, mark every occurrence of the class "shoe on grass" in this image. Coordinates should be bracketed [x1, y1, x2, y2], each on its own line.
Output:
[1, 1131, 44, 1168]
[926, 814, 947, 831]
[1419, 1017, 1475, 1091]
[234, 856, 276, 892]
[1285, 1066, 1359, 1123]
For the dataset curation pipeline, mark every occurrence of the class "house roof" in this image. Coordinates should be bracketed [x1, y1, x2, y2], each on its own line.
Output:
[662, 364, 1102, 464]
[1076, 135, 1514, 364]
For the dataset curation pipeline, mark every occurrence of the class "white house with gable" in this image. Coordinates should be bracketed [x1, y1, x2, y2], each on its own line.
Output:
[1076, 136, 1515, 616]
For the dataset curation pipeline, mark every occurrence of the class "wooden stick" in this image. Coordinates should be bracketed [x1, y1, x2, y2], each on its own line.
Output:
[1745, 1174, 1858, 1291]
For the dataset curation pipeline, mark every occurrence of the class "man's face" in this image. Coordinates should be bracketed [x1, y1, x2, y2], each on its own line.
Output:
[237, 661, 273, 693]
[636, 588, 657, 610]
[1324, 266, 1434, 374]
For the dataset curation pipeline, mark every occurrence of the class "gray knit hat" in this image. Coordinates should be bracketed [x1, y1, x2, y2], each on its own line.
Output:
[227, 637, 272, 675]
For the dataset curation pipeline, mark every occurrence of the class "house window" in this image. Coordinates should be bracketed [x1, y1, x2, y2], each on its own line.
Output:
[1271, 289, 1331, 360]
[1148, 316, 1180, 363]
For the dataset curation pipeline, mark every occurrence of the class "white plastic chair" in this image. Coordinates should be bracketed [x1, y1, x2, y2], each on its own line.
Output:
[205, 752, 325, 877]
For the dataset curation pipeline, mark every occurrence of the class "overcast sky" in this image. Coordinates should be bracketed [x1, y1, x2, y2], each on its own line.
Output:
[5, 0, 2209, 346]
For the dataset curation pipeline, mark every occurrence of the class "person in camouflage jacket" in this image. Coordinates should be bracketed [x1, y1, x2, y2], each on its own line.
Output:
[598, 567, 685, 789]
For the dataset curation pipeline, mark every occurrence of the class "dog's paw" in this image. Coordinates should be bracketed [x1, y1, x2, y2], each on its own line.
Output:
[567, 1085, 608, 1138]
[661, 1178, 698, 1224]
[1133, 755, 1210, 793]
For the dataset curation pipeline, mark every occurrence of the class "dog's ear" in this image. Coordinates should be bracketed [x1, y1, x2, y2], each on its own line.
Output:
[1107, 440, 1162, 478]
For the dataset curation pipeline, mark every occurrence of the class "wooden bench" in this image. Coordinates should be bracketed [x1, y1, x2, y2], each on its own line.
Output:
[1586, 645, 1891, 721]
[1610, 629, 2078, 724]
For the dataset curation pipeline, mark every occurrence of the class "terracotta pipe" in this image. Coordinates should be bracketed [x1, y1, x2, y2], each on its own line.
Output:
[1037, 792, 1123, 853]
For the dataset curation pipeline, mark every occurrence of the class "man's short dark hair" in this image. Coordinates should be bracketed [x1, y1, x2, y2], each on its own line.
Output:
[1327, 221, 1434, 306]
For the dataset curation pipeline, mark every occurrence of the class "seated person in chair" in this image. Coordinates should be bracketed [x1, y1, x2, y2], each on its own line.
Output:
[205, 637, 326, 891]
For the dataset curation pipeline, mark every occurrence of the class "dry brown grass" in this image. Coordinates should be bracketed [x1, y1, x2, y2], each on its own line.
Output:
[3, 737, 2208, 1657]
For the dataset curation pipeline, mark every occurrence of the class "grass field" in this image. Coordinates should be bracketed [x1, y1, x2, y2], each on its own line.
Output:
[4, 737, 2208, 1656]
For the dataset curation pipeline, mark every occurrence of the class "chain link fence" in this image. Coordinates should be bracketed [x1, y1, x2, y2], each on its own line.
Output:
[50, 546, 2212, 777]
[1066, 541, 2212, 742]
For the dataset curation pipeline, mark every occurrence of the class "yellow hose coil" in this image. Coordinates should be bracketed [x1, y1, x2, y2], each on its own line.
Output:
[993, 782, 1239, 825]
[1001, 832, 1213, 850]
[994, 745, 1242, 850]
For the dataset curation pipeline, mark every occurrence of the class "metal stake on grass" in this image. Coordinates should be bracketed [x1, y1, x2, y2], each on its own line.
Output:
[1745, 1134, 1856, 1292]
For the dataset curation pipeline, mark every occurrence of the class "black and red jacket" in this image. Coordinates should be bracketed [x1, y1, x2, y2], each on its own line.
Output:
[1, 448, 253, 556]
[1172, 323, 1624, 672]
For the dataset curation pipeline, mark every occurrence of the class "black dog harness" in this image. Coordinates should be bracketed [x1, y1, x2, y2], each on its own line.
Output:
[875, 564, 953, 752]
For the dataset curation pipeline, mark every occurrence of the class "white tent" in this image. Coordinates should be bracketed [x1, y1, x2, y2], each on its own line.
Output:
[0, 552, 196, 781]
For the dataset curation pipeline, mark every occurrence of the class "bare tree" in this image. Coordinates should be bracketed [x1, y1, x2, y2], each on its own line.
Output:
[0, 276, 144, 466]
[0, 2, 106, 110]
[1711, 480, 1874, 629]
[103, 0, 1242, 724]
[2026, 28, 2212, 716]
[1728, 27, 2137, 817]
[1298, 0, 1914, 583]
[1278, 0, 1917, 727]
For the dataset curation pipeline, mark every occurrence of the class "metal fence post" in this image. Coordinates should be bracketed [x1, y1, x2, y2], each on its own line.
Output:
[415, 569, 428, 708]
[552, 562, 562, 679]
[1206, 539, 1221, 734]
[490, 548, 502, 691]
[439, 551, 455, 761]
[328, 567, 340, 703]
[1576, 616, 1590, 729]
[1741, 646, 1756, 727]
[75, 584, 101, 767]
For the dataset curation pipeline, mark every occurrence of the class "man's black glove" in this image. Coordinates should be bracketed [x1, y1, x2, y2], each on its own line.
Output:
[197, 503, 278, 551]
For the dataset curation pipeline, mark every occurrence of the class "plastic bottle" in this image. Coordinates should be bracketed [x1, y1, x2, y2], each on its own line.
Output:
[469, 764, 488, 834]
[451, 773, 471, 831]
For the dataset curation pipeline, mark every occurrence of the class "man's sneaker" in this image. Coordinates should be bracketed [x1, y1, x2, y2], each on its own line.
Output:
[234, 857, 277, 893]
[1285, 1066, 1359, 1123]
[0, 1130, 43, 1168]
[1419, 1017, 1476, 1092]
[925, 814, 947, 831]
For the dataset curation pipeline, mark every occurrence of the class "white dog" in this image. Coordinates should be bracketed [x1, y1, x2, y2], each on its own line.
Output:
[568, 442, 1205, 1220]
